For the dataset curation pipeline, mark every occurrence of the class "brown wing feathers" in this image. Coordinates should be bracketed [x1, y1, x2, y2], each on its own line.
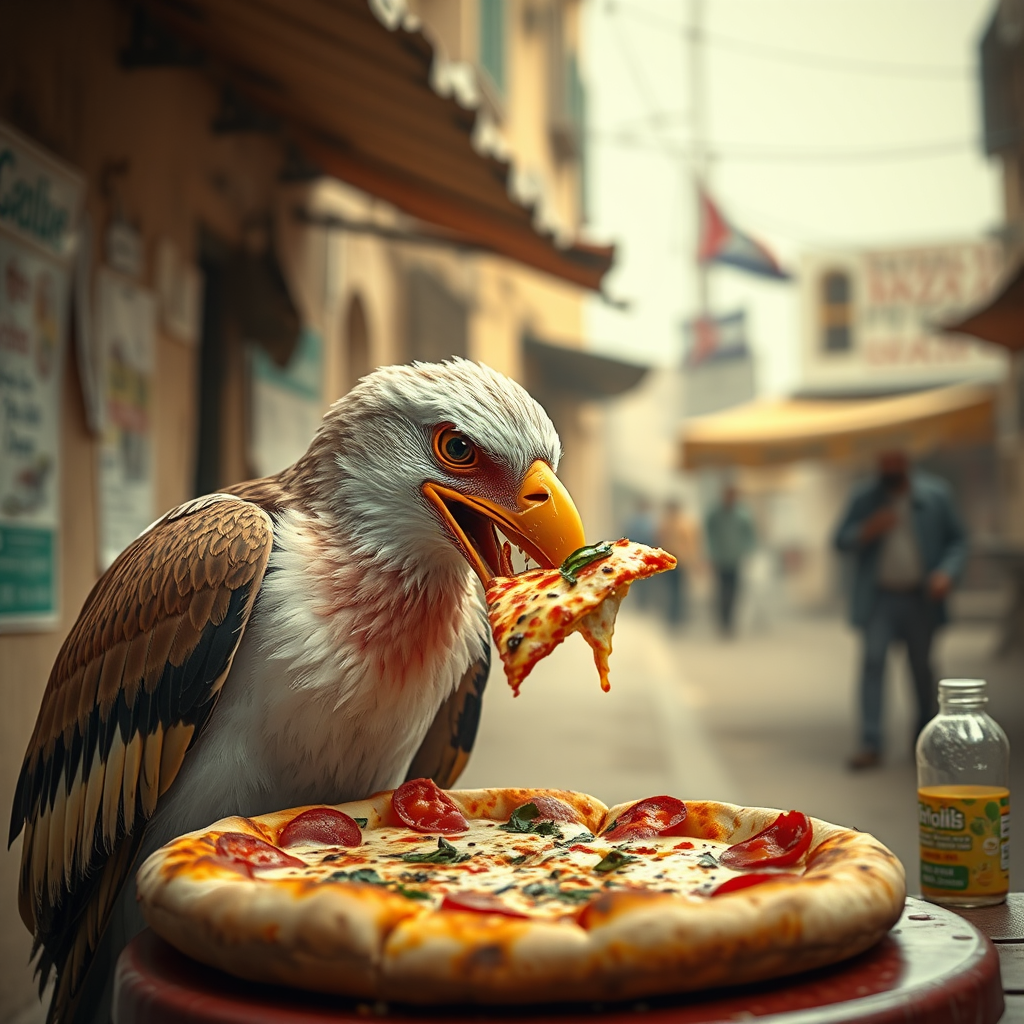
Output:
[8, 496, 273, 1018]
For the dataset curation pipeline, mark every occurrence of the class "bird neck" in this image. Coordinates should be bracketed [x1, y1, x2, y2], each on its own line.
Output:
[265, 504, 483, 697]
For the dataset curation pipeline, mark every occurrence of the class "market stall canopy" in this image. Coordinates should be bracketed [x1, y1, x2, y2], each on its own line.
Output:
[940, 261, 1024, 350]
[523, 335, 649, 399]
[680, 384, 995, 470]
[141, 0, 614, 292]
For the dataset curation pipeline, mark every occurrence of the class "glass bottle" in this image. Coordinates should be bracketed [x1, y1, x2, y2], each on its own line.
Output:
[916, 678, 1010, 907]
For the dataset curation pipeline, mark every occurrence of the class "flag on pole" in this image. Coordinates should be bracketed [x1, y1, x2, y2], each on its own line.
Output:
[697, 189, 792, 281]
[683, 310, 750, 367]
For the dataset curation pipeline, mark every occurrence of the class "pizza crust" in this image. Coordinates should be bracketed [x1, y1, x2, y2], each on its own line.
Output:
[136, 791, 906, 1005]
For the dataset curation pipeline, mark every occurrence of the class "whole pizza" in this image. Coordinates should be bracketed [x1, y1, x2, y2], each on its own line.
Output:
[136, 781, 906, 1004]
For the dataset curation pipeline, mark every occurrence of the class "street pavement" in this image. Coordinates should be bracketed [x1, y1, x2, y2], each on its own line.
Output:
[461, 600, 1024, 894]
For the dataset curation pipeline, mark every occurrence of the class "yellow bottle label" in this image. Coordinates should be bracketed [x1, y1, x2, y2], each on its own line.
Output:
[918, 785, 1009, 898]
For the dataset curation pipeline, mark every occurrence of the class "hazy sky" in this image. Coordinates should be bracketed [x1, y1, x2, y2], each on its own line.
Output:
[583, 0, 1003, 395]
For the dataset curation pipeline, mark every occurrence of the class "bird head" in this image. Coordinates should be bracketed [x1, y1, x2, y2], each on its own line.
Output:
[302, 359, 586, 586]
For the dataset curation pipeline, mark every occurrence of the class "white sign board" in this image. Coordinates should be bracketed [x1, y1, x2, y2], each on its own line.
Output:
[0, 122, 84, 632]
[799, 240, 1007, 394]
[96, 268, 156, 570]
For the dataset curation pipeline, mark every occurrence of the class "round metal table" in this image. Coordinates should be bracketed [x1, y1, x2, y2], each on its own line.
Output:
[113, 897, 1004, 1024]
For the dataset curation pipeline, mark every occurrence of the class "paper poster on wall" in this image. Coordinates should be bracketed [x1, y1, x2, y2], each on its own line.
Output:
[0, 121, 84, 632]
[248, 327, 323, 477]
[0, 236, 71, 629]
[96, 268, 155, 571]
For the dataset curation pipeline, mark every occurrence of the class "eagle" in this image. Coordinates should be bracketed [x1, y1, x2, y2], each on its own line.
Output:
[9, 359, 586, 1023]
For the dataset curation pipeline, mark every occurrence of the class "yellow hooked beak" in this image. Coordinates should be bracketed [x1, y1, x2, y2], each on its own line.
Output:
[422, 460, 586, 584]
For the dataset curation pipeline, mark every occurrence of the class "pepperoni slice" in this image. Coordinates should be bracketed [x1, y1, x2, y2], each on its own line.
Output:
[602, 796, 687, 841]
[710, 872, 790, 896]
[278, 808, 362, 848]
[393, 778, 468, 834]
[520, 795, 583, 824]
[718, 811, 812, 870]
[440, 892, 530, 918]
[214, 832, 303, 870]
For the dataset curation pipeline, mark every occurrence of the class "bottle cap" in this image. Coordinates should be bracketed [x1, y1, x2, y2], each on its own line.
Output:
[938, 678, 987, 703]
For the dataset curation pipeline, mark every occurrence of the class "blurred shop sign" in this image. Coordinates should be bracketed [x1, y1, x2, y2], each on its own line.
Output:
[105, 220, 143, 279]
[0, 122, 83, 632]
[155, 238, 203, 345]
[799, 240, 1008, 395]
[0, 123, 80, 261]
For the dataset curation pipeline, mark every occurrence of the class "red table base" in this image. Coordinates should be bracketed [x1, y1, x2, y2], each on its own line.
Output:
[113, 897, 1004, 1024]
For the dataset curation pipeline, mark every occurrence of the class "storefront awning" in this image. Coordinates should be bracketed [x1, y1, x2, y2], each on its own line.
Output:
[680, 384, 995, 470]
[523, 336, 649, 399]
[142, 0, 614, 292]
[941, 261, 1024, 350]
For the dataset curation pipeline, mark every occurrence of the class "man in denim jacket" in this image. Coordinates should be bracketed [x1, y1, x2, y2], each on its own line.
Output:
[833, 451, 968, 770]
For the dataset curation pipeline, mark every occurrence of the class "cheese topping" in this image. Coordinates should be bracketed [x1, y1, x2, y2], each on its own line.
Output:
[258, 820, 747, 921]
[486, 539, 676, 694]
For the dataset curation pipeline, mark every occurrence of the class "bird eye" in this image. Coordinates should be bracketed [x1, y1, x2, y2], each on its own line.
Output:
[433, 426, 478, 469]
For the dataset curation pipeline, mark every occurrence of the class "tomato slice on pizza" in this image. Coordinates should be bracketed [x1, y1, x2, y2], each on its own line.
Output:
[602, 795, 689, 841]
[718, 810, 813, 869]
[486, 539, 676, 695]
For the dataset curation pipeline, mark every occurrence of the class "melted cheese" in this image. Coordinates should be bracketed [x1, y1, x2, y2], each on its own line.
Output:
[486, 540, 675, 694]
[261, 820, 749, 921]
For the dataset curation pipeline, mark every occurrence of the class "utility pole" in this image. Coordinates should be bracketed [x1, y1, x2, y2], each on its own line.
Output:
[688, 0, 709, 323]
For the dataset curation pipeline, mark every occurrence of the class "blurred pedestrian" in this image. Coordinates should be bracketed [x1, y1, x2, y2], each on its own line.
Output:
[624, 495, 657, 547]
[657, 498, 701, 625]
[833, 451, 967, 771]
[624, 496, 658, 609]
[704, 484, 756, 636]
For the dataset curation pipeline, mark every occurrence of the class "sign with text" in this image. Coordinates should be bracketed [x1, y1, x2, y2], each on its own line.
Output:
[96, 269, 156, 571]
[799, 240, 1007, 394]
[0, 123, 83, 632]
[0, 122, 82, 261]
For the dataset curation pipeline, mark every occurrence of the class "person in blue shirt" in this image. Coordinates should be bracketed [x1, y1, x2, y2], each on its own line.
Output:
[833, 451, 968, 771]
[624, 496, 659, 610]
[704, 484, 757, 636]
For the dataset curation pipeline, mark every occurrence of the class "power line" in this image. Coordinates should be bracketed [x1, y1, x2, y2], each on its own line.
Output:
[707, 29, 973, 80]
[605, 1, 974, 80]
[589, 130, 980, 163]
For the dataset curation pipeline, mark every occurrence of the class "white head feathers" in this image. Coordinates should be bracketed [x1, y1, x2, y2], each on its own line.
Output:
[293, 359, 562, 583]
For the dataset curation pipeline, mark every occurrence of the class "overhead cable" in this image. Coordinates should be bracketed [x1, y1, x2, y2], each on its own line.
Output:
[605, 1, 973, 80]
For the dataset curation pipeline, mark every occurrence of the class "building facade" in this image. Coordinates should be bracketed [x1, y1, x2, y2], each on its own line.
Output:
[0, 1, 616, 1018]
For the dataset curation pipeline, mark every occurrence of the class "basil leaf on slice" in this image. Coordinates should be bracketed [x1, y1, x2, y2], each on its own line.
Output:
[559, 542, 614, 587]
[353, 817, 368, 828]
[522, 881, 600, 904]
[499, 803, 563, 837]
[327, 867, 384, 885]
[400, 836, 472, 864]
[558, 831, 596, 847]
[394, 884, 431, 901]
[593, 849, 640, 873]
